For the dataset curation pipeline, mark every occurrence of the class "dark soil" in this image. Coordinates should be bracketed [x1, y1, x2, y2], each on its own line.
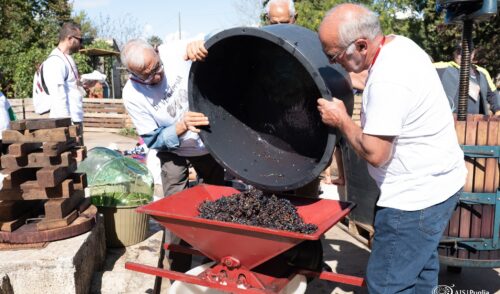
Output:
[198, 189, 318, 234]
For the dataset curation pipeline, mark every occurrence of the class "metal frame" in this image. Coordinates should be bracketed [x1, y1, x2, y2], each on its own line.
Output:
[126, 242, 365, 293]
[439, 144, 500, 267]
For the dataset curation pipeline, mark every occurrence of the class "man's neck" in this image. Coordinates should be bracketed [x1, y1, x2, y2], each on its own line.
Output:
[57, 42, 71, 55]
[365, 34, 386, 70]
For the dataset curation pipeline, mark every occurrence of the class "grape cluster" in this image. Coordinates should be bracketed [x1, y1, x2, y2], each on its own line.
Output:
[198, 189, 318, 234]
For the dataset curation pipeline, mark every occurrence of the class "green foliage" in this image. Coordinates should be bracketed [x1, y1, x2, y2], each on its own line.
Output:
[0, 0, 97, 98]
[89, 39, 113, 50]
[147, 36, 163, 48]
[73, 10, 97, 39]
[119, 127, 138, 138]
[289, 0, 499, 80]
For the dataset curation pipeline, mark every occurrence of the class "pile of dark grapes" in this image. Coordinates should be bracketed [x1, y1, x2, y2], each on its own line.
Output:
[198, 189, 318, 234]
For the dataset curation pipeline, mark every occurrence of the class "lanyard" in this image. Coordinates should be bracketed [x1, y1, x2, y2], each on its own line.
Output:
[369, 35, 386, 71]
[365, 36, 387, 85]
[58, 48, 80, 80]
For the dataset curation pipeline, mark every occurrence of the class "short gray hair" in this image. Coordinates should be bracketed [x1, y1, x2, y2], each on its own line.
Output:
[120, 39, 154, 71]
[326, 4, 382, 48]
[265, 0, 296, 17]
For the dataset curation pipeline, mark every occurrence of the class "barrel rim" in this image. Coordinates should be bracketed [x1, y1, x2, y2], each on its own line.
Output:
[189, 25, 338, 191]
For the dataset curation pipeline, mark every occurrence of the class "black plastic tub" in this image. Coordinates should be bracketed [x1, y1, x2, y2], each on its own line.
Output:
[189, 25, 353, 191]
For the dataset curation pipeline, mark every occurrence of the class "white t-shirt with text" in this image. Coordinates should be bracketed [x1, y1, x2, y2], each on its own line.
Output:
[122, 40, 208, 157]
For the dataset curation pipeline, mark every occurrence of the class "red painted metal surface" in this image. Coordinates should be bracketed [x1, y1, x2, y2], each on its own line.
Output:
[127, 184, 363, 292]
[137, 184, 354, 269]
[125, 262, 283, 293]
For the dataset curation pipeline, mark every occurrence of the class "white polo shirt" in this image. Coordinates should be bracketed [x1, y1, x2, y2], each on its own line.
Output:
[361, 36, 467, 211]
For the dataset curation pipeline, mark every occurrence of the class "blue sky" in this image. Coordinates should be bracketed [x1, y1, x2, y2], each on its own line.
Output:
[72, 0, 263, 42]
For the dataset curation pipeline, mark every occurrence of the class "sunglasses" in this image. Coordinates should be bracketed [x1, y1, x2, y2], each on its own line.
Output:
[71, 35, 82, 42]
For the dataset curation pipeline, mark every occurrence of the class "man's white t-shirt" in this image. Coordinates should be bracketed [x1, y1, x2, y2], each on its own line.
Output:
[43, 48, 84, 122]
[122, 40, 208, 157]
[361, 36, 467, 211]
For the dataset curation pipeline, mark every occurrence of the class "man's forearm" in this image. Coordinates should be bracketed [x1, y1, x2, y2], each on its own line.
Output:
[338, 118, 393, 167]
[141, 126, 180, 151]
[338, 118, 369, 161]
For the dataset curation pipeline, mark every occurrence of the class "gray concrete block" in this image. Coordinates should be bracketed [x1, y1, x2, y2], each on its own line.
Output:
[90, 229, 164, 294]
[0, 215, 105, 294]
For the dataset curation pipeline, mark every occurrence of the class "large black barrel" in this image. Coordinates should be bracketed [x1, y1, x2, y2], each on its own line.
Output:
[189, 25, 353, 191]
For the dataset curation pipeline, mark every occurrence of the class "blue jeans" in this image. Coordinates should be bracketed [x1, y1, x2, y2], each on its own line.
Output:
[366, 190, 460, 294]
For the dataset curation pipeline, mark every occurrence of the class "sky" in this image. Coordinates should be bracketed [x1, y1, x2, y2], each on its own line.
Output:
[72, 0, 263, 43]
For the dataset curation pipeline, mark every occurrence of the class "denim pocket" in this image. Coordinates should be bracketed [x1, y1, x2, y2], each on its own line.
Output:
[419, 190, 461, 235]
[419, 207, 445, 235]
[418, 195, 457, 236]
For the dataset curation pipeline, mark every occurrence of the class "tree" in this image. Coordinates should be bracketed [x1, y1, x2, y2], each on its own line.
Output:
[285, 0, 498, 80]
[147, 36, 163, 49]
[0, 0, 70, 97]
[92, 13, 143, 48]
[233, 0, 263, 26]
[0, 0, 98, 98]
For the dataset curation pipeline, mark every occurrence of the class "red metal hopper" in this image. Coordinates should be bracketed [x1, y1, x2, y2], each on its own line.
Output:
[126, 184, 363, 293]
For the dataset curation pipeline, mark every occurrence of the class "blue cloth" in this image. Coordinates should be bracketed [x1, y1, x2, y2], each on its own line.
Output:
[366, 190, 460, 293]
[141, 126, 180, 151]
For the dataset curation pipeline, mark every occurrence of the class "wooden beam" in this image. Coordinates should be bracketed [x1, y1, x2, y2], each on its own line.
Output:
[42, 139, 76, 156]
[1, 151, 75, 169]
[7, 143, 42, 157]
[36, 210, 79, 231]
[43, 190, 85, 219]
[1, 127, 70, 143]
[20, 179, 74, 199]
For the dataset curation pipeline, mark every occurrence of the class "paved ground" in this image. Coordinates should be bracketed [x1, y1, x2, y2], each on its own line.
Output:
[84, 130, 139, 152]
[85, 131, 500, 294]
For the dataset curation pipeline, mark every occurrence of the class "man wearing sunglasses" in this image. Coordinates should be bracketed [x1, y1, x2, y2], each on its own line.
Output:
[316, 3, 467, 293]
[34, 22, 85, 137]
[121, 38, 224, 273]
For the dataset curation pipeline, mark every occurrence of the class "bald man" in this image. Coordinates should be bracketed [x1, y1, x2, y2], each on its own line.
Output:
[265, 0, 297, 24]
[316, 4, 466, 293]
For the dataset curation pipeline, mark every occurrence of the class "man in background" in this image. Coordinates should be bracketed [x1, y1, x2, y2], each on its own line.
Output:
[265, 0, 297, 24]
[435, 43, 499, 115]
[34, 22, 85, 141]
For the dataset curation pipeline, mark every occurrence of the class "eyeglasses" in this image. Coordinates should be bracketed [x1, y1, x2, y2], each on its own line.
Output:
[327, 39, 357, 64]
[71, 35, 82, 42]
[130, 61, 164, 84]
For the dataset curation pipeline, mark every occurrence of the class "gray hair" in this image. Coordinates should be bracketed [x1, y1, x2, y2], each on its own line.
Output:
[265, 0, 296, 17]
[326, 4, 382, 48]
[120, 39, 154, 71]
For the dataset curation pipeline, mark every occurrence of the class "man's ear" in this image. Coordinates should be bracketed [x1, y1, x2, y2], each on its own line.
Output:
[357, 39, 368, 52]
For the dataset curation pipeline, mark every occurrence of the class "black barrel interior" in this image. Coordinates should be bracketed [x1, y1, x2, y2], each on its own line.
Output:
[189, 27, 350, 191]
